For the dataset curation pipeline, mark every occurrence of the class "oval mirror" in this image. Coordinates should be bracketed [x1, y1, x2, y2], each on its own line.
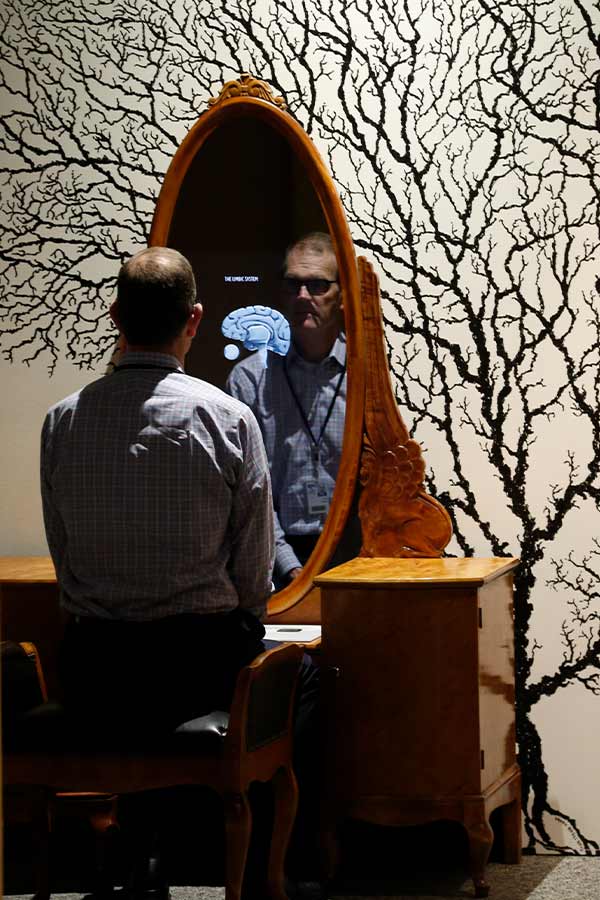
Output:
[149, 75, 365, 620]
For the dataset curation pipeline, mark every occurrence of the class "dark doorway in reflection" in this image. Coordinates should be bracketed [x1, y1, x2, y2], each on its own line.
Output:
[168, 117, 327, 389]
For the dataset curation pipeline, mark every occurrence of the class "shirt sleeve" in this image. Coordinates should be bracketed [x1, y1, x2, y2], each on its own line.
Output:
[40, 411, 67, 578]
[227, 408, 275, 619]
[273, 515, 301, 580]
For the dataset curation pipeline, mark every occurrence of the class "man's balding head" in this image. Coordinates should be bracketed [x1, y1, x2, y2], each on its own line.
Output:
[115, 247, 197, 346]
[284, 232, 337, 277]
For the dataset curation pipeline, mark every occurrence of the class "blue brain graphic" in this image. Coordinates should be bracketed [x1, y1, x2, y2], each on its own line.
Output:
[221, 306, 290, 364]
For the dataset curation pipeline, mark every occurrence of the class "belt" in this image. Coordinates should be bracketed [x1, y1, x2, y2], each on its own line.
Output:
[71, 611, 231, 626]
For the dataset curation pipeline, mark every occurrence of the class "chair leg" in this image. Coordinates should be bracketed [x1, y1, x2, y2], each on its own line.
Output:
[88, 797, 119, 897]
[31, 789, 52, 900]
[223, 791, 252, 900]
[267, 766, 298, 900]
[4, 786, 52, 900]
[51, 793, 119, 898]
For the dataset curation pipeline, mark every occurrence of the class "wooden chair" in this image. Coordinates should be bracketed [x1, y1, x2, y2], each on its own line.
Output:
[2, 639, 303, 900]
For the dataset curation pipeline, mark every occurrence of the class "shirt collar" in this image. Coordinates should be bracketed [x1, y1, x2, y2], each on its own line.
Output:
[116, 350, 184, 372]
[288, 332, 346, 370]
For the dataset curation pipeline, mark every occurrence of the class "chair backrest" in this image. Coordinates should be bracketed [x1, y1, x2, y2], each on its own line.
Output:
[1, 641, 48, 752]
[224, 642, 304, 757]
[1, 641, 47, 716]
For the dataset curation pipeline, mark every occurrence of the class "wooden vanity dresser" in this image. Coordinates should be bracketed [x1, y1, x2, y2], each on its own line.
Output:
[316, 555, 521, 897]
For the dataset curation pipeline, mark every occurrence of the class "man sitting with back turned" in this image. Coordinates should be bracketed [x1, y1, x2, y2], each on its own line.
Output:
[40, 247, 275, 894]
[226, 232, 346, 588]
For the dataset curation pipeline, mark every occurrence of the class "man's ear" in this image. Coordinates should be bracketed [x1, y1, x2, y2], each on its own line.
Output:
[109, 300, 121, 330]
[187, 303, 203, 337]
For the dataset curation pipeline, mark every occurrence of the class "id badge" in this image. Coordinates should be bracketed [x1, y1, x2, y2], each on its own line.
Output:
[306, 480, 330, 517]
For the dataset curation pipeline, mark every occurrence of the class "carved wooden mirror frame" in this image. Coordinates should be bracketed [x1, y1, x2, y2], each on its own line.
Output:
[149, 75, 451, 623]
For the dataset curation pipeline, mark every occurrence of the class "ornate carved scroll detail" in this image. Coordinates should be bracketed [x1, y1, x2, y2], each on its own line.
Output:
[208, 74, 287, 110]
[358, 257, 452, 558]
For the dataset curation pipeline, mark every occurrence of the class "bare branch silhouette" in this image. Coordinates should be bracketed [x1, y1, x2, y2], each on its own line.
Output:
[1, 0, 599, 850]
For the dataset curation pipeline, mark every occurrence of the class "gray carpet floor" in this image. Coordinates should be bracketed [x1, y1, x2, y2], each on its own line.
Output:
[4, 857, 600, 900]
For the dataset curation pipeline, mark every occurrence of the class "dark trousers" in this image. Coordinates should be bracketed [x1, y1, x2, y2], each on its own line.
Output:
[58, 609, 268, 738]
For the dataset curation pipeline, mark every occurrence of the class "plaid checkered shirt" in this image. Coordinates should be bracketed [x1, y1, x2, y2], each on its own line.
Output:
[40, 351, 274, 620]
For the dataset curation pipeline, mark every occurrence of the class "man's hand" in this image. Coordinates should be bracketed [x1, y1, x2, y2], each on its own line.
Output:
[288, 567, 303, 582]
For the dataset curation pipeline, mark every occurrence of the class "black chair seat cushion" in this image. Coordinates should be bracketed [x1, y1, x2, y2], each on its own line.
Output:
[4, 702, 230, 756]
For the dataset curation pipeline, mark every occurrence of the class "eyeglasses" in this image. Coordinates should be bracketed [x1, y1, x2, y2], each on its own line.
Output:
[282, 277, 337, 296]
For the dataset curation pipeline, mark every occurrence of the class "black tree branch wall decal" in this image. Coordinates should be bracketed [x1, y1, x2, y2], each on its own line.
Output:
[1, 0, 599, 853]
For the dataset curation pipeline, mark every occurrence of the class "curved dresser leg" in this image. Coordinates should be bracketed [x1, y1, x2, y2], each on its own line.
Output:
[500, 794, 522, 864]
[465, 814, 494, 898]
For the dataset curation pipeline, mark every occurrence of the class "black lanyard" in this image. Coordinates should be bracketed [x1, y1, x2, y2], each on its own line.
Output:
[283, 356, 346, 463]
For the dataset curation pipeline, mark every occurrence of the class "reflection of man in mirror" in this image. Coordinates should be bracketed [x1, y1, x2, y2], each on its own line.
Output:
[226, 232, 346, 587]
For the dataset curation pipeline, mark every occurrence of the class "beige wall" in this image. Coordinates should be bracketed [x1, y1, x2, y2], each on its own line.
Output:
[0, 357, 101, 554]
[1, 0, 599, 855]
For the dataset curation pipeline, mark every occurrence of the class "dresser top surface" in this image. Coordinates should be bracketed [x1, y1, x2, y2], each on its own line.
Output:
[0, 554, 520, 588]
[314, 556, 519, 587]
[0, 556, 57, 583]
